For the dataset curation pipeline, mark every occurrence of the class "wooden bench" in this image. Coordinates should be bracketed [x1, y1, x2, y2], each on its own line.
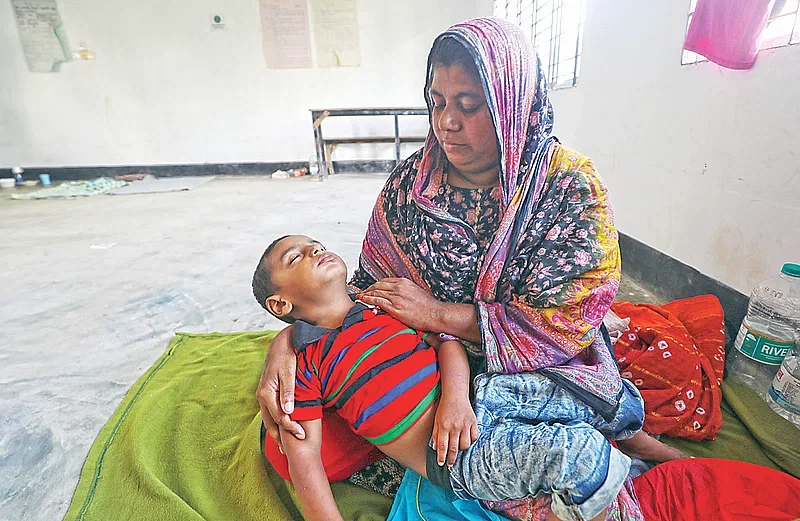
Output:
[310, 107, 428, 180]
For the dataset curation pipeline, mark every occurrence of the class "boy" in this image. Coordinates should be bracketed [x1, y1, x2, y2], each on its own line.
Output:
[253, 235, 654, 521]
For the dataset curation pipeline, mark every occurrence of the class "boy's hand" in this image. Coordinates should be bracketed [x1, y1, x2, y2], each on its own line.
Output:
[432, 394, 478, 467]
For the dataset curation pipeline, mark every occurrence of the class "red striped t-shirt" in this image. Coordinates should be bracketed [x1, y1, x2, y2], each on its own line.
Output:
[290, 303, 441, 445]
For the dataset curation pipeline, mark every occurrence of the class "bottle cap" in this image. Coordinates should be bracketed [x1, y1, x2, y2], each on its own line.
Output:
[781, 263, 800, 278]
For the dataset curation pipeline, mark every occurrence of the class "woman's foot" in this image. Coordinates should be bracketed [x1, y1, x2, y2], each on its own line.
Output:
[618, 431, 688, 463]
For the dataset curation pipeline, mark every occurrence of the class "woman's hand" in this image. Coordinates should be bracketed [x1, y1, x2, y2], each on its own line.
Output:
[256, 327, 305, 448]
[432, 394, 478, 467]
[359, 278, 444, 332]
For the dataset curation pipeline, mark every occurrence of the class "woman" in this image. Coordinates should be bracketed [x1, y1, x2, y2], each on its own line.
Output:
[259, 17, 652, 520]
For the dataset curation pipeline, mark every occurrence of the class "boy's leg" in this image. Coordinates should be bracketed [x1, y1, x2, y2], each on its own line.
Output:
[445, 373, 634, 521]
[589, 379, 687, 463]
[616, 431, 688, 462]
[449, 418, 630, 521]
[471, 371, 645, 441]
[592, 379, 645, 441]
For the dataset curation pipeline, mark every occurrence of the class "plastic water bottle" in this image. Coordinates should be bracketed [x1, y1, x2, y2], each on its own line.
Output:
[308, 155, 320, 176]
[768, 348, 800, 427]
[728, 263, 800, 397]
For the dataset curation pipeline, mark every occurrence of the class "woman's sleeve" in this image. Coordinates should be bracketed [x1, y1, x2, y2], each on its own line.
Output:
[477, 155, 621, 374]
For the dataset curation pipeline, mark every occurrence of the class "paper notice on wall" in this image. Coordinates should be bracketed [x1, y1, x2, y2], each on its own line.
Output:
[259, 0, 313, 69]
[11, 0, 71, 73]
[310, 0, 361, 68]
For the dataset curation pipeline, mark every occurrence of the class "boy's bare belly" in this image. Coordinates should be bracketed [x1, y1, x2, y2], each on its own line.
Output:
[374, 398, 438, 479]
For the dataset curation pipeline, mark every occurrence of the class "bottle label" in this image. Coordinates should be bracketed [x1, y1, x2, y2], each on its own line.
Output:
[733, 323, 793, 365]
[769, 363, 800, 415]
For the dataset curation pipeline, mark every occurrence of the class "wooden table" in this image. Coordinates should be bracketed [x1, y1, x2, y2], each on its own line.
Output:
[310, 107, 428, 180]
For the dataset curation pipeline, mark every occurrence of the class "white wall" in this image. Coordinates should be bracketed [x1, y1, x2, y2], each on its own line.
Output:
[0, 0, 487, 167]
[548, 0, 800, 294]
[9, 0, 792, 294]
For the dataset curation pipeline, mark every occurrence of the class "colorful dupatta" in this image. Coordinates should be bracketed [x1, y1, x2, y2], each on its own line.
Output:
[353, 17, 623, 416]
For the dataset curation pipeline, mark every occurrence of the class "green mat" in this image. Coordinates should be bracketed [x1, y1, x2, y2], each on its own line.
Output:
[663, 379, 800, 478]
[63, 332, 392, 521]
[12, 178, 128, 200]
[65, 332, 800, 521]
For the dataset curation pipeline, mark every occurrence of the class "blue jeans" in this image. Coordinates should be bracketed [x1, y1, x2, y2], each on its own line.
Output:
[446, 372, 644, 521]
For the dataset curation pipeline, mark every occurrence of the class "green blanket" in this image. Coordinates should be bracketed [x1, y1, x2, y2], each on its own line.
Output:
[12, 178, 128, 200]
[663, 379, 800, 478]
[64, 332, 392, 521]
[65, 332, 800, 521]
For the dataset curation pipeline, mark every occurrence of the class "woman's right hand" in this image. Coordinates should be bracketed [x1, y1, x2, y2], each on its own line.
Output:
[256, 327, 305, 447]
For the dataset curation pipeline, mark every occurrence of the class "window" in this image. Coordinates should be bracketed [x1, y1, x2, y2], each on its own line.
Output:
[494, 0, 587, 89]
[682, 0, 800, 65]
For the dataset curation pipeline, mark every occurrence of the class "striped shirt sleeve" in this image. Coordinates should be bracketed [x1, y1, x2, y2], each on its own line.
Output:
[291, 349, 323, 421]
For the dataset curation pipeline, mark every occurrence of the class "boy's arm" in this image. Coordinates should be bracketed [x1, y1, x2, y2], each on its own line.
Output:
[279, 419, 344, 521]
[436, 339, 470, 398]
[432, 340, 478, 467]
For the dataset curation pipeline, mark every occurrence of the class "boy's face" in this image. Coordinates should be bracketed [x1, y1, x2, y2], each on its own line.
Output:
[265, 235, 347, 314]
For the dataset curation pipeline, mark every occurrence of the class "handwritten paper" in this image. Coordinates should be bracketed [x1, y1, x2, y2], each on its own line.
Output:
[259, 0, 313, 69]
[311, 0, 361, 68]
[11, 0, 70, 73]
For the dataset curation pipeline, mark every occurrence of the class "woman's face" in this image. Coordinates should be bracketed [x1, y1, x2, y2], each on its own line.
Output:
[429, 63, 499, 182]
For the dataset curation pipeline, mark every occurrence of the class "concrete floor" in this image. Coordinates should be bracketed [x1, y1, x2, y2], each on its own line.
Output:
[0, 175, 659, 521]
[0, 175, 387, 521]
[618, 276, 661, 305]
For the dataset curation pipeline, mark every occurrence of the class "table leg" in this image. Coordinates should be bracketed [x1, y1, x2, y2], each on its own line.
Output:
[325, 144, 336, 176]
[394, 115, 401, 168]
[312, 111, 328, 182]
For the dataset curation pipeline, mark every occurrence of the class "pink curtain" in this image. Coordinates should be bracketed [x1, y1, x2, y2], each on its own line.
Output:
[684, 0, 776, 69]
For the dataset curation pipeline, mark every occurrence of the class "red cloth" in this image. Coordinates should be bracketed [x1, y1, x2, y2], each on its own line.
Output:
[611, 295, 725, 441]
[264, 409, 385, 483]
[634, 458, 800, 521]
